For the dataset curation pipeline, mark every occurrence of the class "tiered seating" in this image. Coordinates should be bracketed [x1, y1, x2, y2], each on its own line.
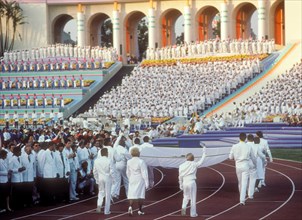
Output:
[152, 123, 302, 149]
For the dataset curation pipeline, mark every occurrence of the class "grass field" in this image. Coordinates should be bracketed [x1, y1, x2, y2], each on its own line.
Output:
[271, 149, 302, 162]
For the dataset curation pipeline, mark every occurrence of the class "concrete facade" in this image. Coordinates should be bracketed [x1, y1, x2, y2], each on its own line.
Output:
[8, 0, 302, 59]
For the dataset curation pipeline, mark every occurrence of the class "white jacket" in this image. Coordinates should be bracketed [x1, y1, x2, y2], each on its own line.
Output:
[43, 149, 57, 178]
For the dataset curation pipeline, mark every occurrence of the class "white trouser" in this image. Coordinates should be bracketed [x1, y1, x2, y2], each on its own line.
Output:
[112, 164, 128, 197]
[248, 168, 257, 198]
[97, 178, 112, 215]
[236, 164, 249, 203]
[182, 179, 197, 217]
[69, 163, 78, 199]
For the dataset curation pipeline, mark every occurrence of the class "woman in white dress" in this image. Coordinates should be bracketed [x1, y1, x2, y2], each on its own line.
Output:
[126, 147, 149, 216]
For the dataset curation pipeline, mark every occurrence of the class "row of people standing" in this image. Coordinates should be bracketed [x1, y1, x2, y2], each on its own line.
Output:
[2, 94, 65, 109]
[0, 75, 84, 90]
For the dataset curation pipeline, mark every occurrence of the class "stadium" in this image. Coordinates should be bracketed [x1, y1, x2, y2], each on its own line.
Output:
[0, 0, 301, 219]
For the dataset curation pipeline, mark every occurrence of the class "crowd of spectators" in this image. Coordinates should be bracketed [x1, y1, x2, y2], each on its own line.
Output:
[0, 123, 154, 213]
[94, 58, 261, 118]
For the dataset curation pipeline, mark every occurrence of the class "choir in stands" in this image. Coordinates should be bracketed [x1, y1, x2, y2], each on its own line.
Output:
[0, 44, 118, 72]
[146, 38, 275, 60]
[94, 58, 261, 118]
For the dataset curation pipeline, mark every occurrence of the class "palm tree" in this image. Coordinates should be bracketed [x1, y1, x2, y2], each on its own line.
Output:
[0, 0, 5, 56]
[0, 0, 26, 56]
[9, 2, 26, 51]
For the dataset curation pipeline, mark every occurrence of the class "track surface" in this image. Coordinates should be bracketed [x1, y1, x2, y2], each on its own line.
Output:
[2, 159, 301, 220]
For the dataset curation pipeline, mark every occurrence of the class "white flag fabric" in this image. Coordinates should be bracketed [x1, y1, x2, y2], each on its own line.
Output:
[140, 147, 231, 168]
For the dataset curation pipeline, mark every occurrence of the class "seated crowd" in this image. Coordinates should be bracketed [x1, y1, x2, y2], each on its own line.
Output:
[146, 38, 275, 60]
[0, 124, 154, 213]
[94, 57, 261, 118]
[0, 44, 117, 72]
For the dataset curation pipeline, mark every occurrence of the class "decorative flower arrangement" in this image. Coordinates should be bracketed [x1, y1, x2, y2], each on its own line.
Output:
[151, 117, 172, 124]
[140, 54, 268, 67]
[103, 62, 115, 69]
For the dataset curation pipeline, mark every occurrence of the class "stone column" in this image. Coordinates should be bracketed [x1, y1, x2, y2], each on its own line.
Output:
[77, 4, 85, 46]
[148, 3, 156, 49]
[184, 0, 191, 43]
[220, 0, 229, 41]
[258, 0, 266, 40]
[112, 1, 121, 55]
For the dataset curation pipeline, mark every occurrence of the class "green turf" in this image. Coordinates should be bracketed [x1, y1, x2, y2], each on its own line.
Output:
[271, 149, 302, 162]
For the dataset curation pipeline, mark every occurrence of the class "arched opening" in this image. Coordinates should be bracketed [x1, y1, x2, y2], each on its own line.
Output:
[196, 6, 220, 41]
[235, 3, 257, 39]
[124, 11, 147, 60]
[274, 1, 285, 45]
[53, 14, 74, 44]
[88, 13, 112, 47]
[161, 9, 183, 47]
[64, 20, 77, 44]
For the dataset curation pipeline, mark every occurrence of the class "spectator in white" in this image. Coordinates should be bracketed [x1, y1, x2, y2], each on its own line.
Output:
[127, 147, 149, 216]
[9, 146, 26, 209]
[20, 143, 35, 206]
[32, 111, 37, 130]
[63, 140, 79, 201]
[13, 111, 18, 129]
[77, 161, 95, 195]
[229, 133, 252, 205]
[32, 142, 45, 203]
[0, 150, 12, 212]
[41, 142, 58, 205]
[178, 147, 206, 217]
[77, 140, 91, 173]
[256, 131, 273, 187]
[54, 142, 70, 202]
[93, 148, 114, 215]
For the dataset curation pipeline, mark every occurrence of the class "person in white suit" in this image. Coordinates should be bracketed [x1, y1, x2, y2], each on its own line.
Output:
[253, 136, 267, 192]
[41, 142, 58, 205]
[229, 133, 252, 205]
[127, 147, 149, 216]
[9, 146, 26, 209]
[112, 134, 131, 199]
[20, 144, 35, 206]
[63, 140, 80, 201]
[0, 150, 12, 212]
[246, 134, 257, 200]
[178, 147, 206, 217]
[93, 148, 114, 215]
[256, 131, 273, 187]
[54, 143, 70, 202]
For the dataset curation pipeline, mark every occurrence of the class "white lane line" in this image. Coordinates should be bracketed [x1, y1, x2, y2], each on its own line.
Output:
[271, 162, 302, 171]
[209, 162, 296, 220]
[206, 203, 241, 220]
[274, 158, 302, 164]
[259, 167, 296, 220]
[58, 168, 165, 220]
[154, 167, 226, 220]
[11, 196, 98, 220]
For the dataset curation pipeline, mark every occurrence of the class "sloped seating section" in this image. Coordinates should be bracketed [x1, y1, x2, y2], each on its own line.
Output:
[151, 123, 301, 149]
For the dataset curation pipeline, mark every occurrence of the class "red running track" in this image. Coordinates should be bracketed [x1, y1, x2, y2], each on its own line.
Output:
[2, 159, 302, 220]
